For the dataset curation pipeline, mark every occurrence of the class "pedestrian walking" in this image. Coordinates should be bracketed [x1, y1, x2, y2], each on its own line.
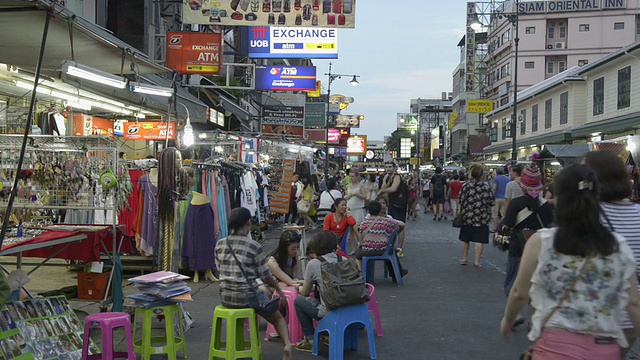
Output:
[458, 163, 494, 267]
[491, 167, 510, 230]
[500, 163, 553, 329]
[585, 150, 640, 356]
[500, 164, 640, 360]
[430, 167, 448, 221]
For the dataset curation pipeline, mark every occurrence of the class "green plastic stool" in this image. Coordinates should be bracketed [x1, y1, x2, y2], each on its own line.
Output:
[209, 305, 262, 360]
[132, 304, 188, 360]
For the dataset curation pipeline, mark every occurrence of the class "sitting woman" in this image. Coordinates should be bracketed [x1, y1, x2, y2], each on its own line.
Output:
[267, 230, 304, 294]
[356, 200, 408, 278]
[294, 231, 346, 351]
[323, 198, 358, 253]
[214, 207, 292, 360]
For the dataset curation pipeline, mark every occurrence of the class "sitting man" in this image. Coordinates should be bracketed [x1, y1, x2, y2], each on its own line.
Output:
[356, 200, 408, 278]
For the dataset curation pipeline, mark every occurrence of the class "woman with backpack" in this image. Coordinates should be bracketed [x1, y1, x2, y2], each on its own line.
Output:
[431, 167, 449, 221]
[294, 231, 347, 352]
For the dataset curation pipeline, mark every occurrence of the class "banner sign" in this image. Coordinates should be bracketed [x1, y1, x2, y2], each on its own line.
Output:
[261, 93, 305, 137]
[466, 2, 476, 91]
[347, 135, 367, 155]
[334, 147, 347, 158]
[466, 99, 493, 113]
[307, 81, 321, 97]
[255, 66, 316, 91]
[270, 159, 296, 214]
[183, 0, 356, 28]
[304, 103, 326, 127]
[166, 32, 222, 75]
[303, 129, 326, 142]
[123, 122, 176, 141]
[335, 114, 362, 128]
[247, 26, 338, 59]
[328, 127, 349, 146]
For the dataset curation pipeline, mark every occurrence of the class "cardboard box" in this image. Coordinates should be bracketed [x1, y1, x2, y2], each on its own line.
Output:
[77, 271, 111, 300]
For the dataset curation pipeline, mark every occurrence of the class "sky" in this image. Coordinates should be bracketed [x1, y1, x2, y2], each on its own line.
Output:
[313, 0, 468, 141]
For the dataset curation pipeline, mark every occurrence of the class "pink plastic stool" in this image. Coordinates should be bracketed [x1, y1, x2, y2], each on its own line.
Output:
[265, 287, 303, 343]
[366, 283, 383, 337]
[82, 312, 135, 360]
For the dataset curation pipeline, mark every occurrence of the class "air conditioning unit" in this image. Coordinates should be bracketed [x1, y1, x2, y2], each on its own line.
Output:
[555, 42, 566, 49]
[547, 44, 553, 49]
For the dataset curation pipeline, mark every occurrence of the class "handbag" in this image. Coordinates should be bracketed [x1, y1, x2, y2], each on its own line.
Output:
[452, 212, 463, 228]
[493, 207, 538, 252]
[520, 256, 592, 360]
[297, 199, 310, 213]
[225, 238, 281, 315]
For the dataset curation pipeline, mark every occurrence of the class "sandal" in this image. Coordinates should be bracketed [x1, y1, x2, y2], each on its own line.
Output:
[459, 260, 467, 266]
[474, 264, 482, 268]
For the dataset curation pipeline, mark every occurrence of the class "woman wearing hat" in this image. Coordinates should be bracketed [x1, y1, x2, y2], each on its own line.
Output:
[500, 163, 554, 329]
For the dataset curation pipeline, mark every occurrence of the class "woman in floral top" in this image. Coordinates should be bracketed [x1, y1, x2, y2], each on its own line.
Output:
[458, 163, 495, 267]
[500, 165, 640, 359]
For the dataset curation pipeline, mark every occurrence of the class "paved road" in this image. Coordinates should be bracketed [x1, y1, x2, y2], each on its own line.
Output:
[174, 214, 533, 359]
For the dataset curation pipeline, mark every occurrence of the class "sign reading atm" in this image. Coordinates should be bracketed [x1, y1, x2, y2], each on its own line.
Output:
[247, 26, 338, 59]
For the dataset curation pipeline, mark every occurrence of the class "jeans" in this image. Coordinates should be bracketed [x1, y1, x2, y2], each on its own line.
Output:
[284, 200, 298, 224]
[294, 295, 322, 337]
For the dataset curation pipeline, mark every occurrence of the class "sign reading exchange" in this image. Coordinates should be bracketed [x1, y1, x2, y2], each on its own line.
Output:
[166, 32, 222, 75]
[255, 66, 317, 91]
[183, 0, 356, 28]
[247, 26, 338, 59]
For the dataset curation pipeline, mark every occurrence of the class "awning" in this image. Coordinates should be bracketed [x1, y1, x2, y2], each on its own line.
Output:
[483, 129, 572, 154]
[0, 0, 168, 75]
[541, 144, 589, 158]
[570, 112, 640, 138]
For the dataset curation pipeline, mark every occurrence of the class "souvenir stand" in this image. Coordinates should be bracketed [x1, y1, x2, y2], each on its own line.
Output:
[0, 135, 125, 308]
[536, 144, 590, 184]
[589, 135, 640, 202]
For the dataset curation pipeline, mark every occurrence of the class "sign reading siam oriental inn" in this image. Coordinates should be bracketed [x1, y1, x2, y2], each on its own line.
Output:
[466, 2, 476, 92]
[518, 0, 626, 13]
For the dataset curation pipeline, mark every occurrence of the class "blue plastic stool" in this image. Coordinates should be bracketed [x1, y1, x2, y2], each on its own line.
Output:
[312, 304, 377, 359]
[361, 229, 403, 287]
[339, 227, 351, 254]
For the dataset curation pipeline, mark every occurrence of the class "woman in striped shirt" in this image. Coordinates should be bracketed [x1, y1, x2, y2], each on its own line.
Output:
[585, 150, 640, 357]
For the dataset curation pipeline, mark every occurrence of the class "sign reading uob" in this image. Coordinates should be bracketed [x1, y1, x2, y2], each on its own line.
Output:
[247, 26, 338, 59]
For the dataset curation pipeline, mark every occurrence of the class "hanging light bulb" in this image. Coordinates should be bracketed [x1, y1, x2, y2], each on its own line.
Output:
[179, 103, 194, 147]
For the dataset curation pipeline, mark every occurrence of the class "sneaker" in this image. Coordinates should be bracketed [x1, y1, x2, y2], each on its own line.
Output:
[401, 268, 409, 277]
[295, 339, 313, 352]
[396, 248, 404, 258]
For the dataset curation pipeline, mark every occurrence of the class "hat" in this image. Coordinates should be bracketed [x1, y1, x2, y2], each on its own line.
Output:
[517, 163, 544, 198]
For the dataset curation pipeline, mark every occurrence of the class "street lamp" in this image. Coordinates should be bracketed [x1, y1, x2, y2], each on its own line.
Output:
[470, 0, 520, 161]
[324, 62, 360, 178]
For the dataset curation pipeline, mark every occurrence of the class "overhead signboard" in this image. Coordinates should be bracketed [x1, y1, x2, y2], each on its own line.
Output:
[303, 129, 326, 142]
[261, 93, 305, 137]
[347, 135, 367, 155]
[166, 32, 222, 75]
[207, 108, 225, 127]
[124, 122, 176, 141]
[255, 66, 317, 91]
[335, 114, 363, 128]
[466, 99, 494, 113]
[518, 0, 626, 14]
[183, 0, 356, 28]
[304, 103, 326, 127]
[397, 113, 419, 130]
[247, 27, 338, 59]
[307, 81, 321, 97]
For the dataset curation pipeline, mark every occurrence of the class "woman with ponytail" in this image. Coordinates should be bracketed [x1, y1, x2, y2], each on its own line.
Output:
[500, 164, 640, 359]
[214, 207, 292, 360]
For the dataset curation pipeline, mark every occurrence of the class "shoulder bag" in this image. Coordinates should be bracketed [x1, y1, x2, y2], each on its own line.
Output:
[520, 256, 592, 360]
[225, 238, 281, 315]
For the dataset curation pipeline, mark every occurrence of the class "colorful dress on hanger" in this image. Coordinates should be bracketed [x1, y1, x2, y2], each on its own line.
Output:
[182, 203, 217, 271]
[136, 174, 158, 256]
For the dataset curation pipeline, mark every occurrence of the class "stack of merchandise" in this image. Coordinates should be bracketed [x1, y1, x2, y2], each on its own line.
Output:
[127, 271, 191, 308]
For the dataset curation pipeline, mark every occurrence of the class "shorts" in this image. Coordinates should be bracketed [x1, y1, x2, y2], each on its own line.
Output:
[532, 329, 620, 359]
[492, 198, 507, 219]
[422, 190, 430, 198]
[450, 199, 458, 210]
[389, 204, 407, 223]
[432, 192, 445, 205]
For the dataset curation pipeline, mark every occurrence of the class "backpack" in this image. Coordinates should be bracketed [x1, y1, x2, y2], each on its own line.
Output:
[389, 175, 409, 207]
[317, 256, 370, 310]
[432, 175, 445, 195]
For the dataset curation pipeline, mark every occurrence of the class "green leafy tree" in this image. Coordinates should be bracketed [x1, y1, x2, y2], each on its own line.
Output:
[385, 129, 414, 154]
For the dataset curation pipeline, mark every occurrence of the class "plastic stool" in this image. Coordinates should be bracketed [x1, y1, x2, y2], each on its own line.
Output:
[366, 283, 383, 337]
[312, 303, 377, 359]
[81, 312, 135, 360]
[209, 305, 262, 360]
[265, 287, 303, 343]
[132, 304, 187, 360]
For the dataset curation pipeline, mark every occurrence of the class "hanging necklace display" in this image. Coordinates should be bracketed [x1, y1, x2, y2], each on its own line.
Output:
[99, 168, 117, 189]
